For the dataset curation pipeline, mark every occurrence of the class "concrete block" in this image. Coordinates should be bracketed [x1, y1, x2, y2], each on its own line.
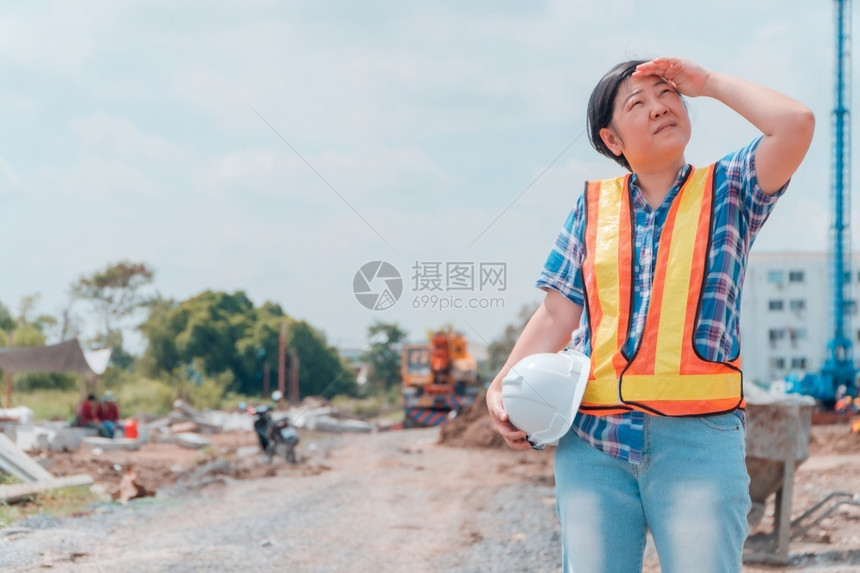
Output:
[81, 437, 142, 451]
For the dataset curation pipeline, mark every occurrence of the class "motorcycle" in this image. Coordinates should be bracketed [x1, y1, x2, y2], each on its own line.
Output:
[252, 404, 299, 464]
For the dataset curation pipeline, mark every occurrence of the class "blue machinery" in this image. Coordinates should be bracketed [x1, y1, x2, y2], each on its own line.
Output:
[820, 0, 858, 402]
[789, 0, 858, 404]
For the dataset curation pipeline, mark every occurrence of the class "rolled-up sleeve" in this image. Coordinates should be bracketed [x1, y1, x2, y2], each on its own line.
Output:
[723, 136, 788, 238]
[535, 193, 586, 306]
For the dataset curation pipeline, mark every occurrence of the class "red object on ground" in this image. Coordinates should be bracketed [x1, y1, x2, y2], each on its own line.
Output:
[125, 419, 139, 439]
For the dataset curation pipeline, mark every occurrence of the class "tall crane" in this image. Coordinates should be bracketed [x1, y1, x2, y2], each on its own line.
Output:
[820, 0, 858, 405]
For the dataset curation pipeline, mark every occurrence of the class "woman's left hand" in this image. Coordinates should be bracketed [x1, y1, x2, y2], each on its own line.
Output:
[633, 57, 711, 98]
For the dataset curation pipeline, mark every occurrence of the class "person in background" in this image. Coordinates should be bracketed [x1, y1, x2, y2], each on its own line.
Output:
[75, 393, 100, 431]
[97, 391, 120, 438]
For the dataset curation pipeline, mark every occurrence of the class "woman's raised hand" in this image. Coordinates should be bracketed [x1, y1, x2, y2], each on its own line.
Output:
[633, 57, 711, 98]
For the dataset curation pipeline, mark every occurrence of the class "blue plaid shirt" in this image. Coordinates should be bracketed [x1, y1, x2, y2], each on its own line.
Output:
[536, 137, 786, 462]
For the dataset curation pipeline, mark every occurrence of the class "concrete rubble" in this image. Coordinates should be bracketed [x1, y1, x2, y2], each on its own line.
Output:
[0, 432, 93, 505]
[150, 398, 374, 437]
[80, 437, 142, 452]
[286, 402, 373, 434]
[0, 406, 34, 425]
[0, 394, 379, 511]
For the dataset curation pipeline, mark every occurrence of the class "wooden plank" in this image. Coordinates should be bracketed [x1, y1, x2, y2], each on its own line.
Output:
[0, 433, 54, 482]
[0, 474, 93, 504]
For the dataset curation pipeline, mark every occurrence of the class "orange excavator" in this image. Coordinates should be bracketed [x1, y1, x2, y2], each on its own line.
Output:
[401, 330, 479, 427]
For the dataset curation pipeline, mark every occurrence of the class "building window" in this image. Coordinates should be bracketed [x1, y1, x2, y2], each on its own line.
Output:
[769, 329, 785, 342]
[770, 357, 786, 370]
[789, 271, 805, 283]
[767, 270, 784, 285]
[768, 300, 784, 311]
[791, 357, 807, 369]
[789, 299, 806, 312]
[790, 329, 807, 343]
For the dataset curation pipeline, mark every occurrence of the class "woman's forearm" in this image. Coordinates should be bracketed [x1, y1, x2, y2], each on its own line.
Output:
[703, 71, 815, 194]
[489, 290, 583, 390]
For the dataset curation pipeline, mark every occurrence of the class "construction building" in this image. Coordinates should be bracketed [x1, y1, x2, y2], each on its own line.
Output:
[740, 252, 860, 386]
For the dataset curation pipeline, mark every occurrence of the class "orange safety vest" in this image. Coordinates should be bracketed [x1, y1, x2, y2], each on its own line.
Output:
[580, 164, 744, 417]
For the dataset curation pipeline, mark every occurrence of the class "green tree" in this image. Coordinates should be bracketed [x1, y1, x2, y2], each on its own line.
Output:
[362, 321, 408, 392]
[17, 294, 57, 335]
[0, 301, 15, 332]
[70, 260, 155, 352]
[289, 320, 357, 398]
[140, 291, 356, 398]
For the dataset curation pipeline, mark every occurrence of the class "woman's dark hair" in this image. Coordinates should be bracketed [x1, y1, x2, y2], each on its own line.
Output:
[87, 393, 96, 401]
[587, 59, 647, 172]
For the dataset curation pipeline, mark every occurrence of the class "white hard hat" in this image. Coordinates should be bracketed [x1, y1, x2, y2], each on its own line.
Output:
[501, 348, 591, 448]
[271, 390, 283, 402]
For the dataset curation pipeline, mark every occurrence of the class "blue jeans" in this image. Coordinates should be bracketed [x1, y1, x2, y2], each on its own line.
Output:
[554, 413, 750, 573]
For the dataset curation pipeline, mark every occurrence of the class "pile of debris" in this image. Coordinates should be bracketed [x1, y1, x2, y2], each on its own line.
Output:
[1, 406, 99, 453]
[0, 433, 92, 504]
[141, 397, 374, 450]
[0, 394, 380, 503]
[141, 399, 254, 451]
[808, 422, 860, 456]
[286, 397, 374, 434]
[438, 394, 506, 449]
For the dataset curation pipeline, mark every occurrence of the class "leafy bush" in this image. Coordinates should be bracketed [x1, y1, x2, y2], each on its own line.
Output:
[186, 371, 233, 410]
[115, 377, 175, 417]
[13, 372, 79, 392]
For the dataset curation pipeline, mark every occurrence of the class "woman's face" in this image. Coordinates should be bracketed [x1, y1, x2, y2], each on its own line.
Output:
[599, 74, 691, 171]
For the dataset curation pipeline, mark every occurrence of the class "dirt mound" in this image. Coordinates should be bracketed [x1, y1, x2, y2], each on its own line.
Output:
[438, 395, 506, 449]
[807, 421, 860, 456]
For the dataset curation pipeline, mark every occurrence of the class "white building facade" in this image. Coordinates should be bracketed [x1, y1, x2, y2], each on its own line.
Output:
[739, 252, 860, 385]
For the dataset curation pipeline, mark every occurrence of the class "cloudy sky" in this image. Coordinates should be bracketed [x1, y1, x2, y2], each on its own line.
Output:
[0, 1, 847, 351]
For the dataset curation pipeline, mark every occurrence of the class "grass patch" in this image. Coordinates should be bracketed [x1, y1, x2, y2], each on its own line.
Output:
[331, 388, 403, 420]
[13, 378, 177, 422]
[12, 389, 79, 422]
[0, 485, 99, 528]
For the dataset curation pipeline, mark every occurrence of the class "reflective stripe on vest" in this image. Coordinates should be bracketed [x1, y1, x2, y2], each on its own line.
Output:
[580, 165, 744, 417]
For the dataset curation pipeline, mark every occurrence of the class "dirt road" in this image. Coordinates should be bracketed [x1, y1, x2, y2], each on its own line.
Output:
[2, 424, 859, 572]
[2, 428, 560, 572]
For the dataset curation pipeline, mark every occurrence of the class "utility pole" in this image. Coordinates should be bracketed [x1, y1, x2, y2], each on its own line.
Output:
[278, 321, 286, 405]
[4, 331, 12, 408]
[289, 348, 300, 404]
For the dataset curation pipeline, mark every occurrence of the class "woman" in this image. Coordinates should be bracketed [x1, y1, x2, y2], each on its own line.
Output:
[487, 58, 814, 572]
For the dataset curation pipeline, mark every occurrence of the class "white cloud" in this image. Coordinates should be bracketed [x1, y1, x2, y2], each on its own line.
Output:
[0, 95, 37, 113]
[40, 156, 165, 201]
[198, 144, 453, 208]
[0, 158, 28, 192]
[0, 3, 119, 74]
[67, 112, 184, 162]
